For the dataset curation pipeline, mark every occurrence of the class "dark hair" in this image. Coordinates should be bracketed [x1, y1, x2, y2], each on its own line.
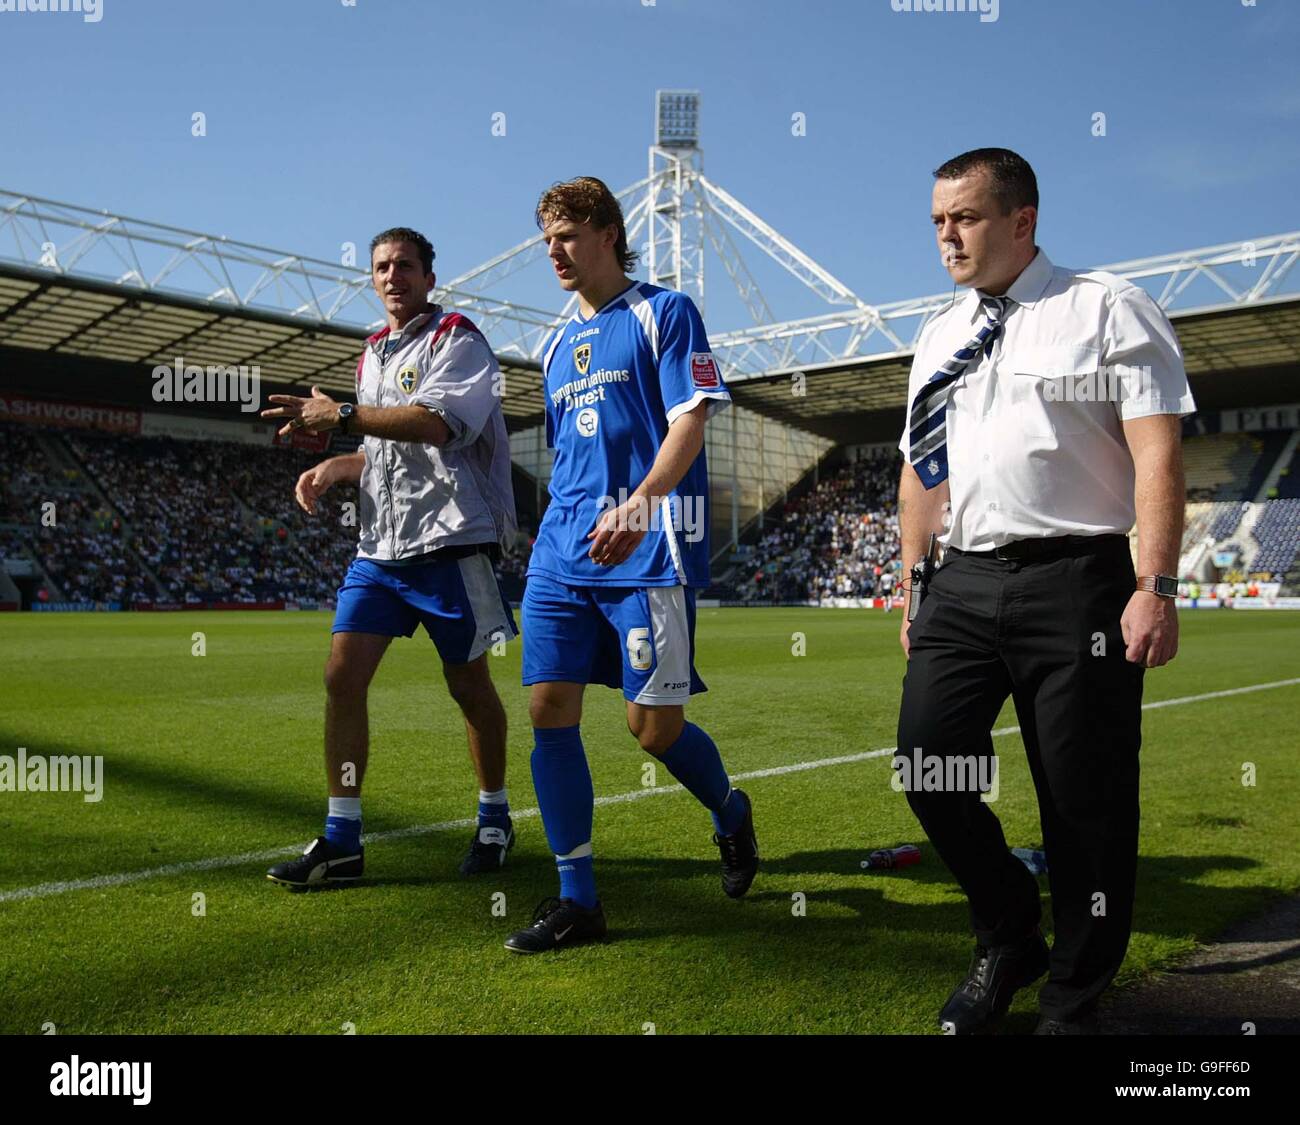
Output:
[933, 148, 1038, 215]
[369, 227, 436, 274]
[535, 176, 639, 274]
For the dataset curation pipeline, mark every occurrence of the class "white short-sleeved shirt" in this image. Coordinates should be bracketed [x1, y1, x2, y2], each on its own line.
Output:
[898, 249, 1196, 552]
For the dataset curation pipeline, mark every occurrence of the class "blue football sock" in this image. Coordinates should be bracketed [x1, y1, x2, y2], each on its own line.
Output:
[531, 725, 597, 908]
[477, 787, 511, 828]
[658, 722, 748, 835]
[325, 796, 362, 851]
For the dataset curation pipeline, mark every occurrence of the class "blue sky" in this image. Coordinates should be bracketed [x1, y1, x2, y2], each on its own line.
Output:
[1, 0, 1297, 333]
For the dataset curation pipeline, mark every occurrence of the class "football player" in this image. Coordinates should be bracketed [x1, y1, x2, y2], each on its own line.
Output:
[504, 178, 758, 954]
[262, 227, 520, 887]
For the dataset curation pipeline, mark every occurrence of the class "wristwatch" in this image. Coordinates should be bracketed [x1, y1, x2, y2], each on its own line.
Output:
[1135, 575, 1178, 598]
[337, 402, 356, 435]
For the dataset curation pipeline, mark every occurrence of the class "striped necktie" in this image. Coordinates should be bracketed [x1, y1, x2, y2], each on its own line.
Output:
[908, 296, 1009, 489]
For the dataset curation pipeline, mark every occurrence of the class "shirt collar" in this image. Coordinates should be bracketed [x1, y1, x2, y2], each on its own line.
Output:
[975, 247, 1052, 310]
[959, 247, 1053, 320]
[369, 303, 440, 352]
[1003, 247, 1052, 308]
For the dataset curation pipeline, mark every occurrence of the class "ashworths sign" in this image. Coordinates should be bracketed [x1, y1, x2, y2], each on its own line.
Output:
[0, 393, 140, 434]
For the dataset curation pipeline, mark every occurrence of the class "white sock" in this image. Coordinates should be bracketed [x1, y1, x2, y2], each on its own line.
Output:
[328, 796, 362, 820]
[478, 787, 508, 805]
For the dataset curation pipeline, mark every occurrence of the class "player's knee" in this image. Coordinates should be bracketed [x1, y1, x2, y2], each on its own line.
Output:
[529, 692, 573, 729]
[447, 668, 500, 718]
[443, 666, 477, 707]
[636, 730, 677, 756]
[630, 712, 684, 755]
[323, 658, 368, 701]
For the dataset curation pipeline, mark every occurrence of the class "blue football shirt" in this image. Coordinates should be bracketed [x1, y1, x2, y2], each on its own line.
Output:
[527, 281, 731, 588]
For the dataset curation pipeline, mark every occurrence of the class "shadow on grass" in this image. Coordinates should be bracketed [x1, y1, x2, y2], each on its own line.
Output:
[5, 841, 1289, 1034]
[0, 728, 323, 829]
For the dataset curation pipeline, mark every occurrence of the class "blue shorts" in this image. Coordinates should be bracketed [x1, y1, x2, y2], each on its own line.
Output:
[333, 553, 518, 664]
[522, 573, 706, 705]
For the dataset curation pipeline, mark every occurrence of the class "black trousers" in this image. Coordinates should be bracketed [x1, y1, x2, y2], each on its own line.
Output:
[896, 536, 1144, 1019]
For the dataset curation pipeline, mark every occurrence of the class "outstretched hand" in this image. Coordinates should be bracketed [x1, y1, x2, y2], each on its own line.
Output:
[261, 385, 340, 436]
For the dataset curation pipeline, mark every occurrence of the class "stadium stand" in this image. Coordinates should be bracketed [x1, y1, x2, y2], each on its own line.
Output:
[1250, 499, 1300, 581]
[1181, 431, 1289, 501]
[0, 420, 531, 607]
[5, 413, 1300, 608]
[1271, 443, 1300, 500]
[1180, 500, 1238, 558]
[737, 452, 902, 604]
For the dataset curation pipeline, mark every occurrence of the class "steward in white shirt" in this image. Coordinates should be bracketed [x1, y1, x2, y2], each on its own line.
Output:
[894, 148, 1194, 1036]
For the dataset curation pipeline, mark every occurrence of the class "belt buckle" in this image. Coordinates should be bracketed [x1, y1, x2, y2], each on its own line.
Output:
[992, 543, 1017, 562]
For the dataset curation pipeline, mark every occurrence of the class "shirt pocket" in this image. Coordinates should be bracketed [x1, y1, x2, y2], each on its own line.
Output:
[1004, 343, 1101, 438]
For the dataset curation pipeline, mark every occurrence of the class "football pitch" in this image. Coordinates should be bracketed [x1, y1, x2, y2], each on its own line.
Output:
[1, 608, 1297, 1035]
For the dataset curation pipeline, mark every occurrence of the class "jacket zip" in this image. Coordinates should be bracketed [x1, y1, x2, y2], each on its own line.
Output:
[372, 338, 401, 559]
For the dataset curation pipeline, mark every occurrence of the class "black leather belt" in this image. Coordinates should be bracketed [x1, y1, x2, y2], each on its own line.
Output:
[947, 533, 1128, 562]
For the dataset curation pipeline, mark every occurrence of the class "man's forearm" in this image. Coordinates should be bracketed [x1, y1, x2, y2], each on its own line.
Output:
[329, 451, 366, 484]
[899, 464, 948, 613]
[1133, 444, 1184, 576]
[631, 410, 706, 506]
[899, 464, 948, 568]
[353, 404, 449, 445]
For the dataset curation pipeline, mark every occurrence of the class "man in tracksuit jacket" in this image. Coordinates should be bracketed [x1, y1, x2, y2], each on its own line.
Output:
[262, 226, 521, 887]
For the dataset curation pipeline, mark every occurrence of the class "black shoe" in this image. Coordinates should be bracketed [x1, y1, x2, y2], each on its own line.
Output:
[938, 929, 1049, 1034]
[460, 818, 515, 876]
[714, 788, 759, 899]
[503, 896, 607, 954]
[266, 836, 363, 888]
[1035, 1011, 1099, 1035]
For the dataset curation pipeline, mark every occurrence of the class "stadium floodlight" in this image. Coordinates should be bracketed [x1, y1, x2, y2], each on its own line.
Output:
[655, 90, 699, 150]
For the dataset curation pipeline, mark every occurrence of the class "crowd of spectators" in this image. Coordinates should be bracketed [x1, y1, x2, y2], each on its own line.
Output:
[1, 421, 537, 606]
[0, 422, 374, 605]
[62, 432, 364, 604]
[2, 423, 154, 603]
[738, 452, 904, 603]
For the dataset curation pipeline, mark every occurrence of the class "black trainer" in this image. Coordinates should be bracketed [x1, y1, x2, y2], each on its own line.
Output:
[266, 836, 363, 888]
[714, 788, 759, 899]
[938, 928, 1050, 1034]
[503, 896, 607, 954]
[460, 818, 516, 876]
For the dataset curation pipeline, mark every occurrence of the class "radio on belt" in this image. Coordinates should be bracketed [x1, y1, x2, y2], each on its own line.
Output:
[907, 532, 940, 623]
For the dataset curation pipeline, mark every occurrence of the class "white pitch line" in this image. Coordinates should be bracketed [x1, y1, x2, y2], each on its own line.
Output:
[2, 677, 1296, 906]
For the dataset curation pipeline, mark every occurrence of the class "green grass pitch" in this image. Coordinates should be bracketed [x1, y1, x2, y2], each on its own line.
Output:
[0, 608, 1296, 1034]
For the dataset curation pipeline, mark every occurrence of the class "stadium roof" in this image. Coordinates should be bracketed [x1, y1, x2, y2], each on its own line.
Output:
[1, 189, 1297, 444]
[0, 259, 549, 430]
[0, 191, 549, 431]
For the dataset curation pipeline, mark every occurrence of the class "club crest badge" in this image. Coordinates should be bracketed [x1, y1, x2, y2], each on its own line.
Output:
[928, 459, 940, 477]
[574, 342, 591, 376]
[397, 365, 418, 394]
